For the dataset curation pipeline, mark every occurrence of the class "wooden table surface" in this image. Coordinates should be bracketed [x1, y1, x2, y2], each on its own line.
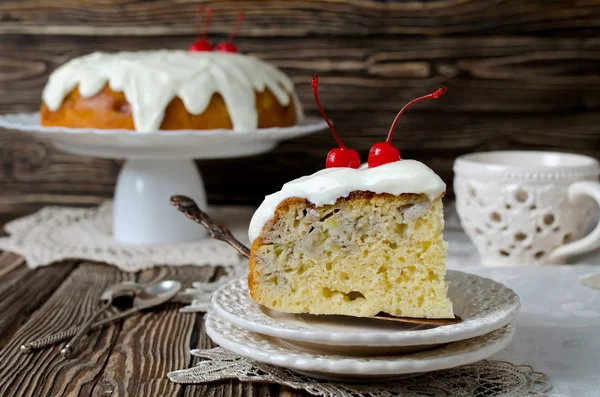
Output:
[0, 251, 301, 396]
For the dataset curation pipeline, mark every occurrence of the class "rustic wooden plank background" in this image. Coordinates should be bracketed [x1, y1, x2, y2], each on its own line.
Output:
[0, 254, 291, 396]
[1, 0, 599, 219]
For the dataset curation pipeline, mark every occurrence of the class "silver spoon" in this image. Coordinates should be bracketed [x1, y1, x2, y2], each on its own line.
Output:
[21, 281, 142, 354]
[60, 281, 144, 358]
[21, 280, 182, 355]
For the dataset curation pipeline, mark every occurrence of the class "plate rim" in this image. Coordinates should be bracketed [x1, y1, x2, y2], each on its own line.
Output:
[205, 311, 516, 376]
[0, 112, 327, 137]
[212, 270, 521, 347]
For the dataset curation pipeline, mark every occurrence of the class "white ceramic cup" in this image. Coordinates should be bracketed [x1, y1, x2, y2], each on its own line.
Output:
[453, 151, 600, 266]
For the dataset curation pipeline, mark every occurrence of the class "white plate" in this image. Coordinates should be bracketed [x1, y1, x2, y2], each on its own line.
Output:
[205, 311, 515, 381]
[0, 112, 327, 159]
[212, 271, 520, 349]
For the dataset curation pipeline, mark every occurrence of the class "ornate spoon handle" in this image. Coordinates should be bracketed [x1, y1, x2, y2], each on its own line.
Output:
[21, 292, 192, 354]
[21, 307, 140, 354]
[170, 195, 251, 258]
[60, 299, 113, 358]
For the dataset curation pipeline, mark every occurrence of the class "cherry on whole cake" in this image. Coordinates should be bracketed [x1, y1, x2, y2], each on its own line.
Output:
[215, 11, 244, 53]
[311, 74, 361, 169]
[189, 5, 213, 52]
[368, 86, 447, 168]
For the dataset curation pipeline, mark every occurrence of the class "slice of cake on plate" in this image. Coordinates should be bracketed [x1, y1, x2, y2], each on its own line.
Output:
[247, 76, 453, 318]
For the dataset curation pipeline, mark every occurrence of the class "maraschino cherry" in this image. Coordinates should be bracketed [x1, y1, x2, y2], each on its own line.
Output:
[368, 86, 447, 168]
[312, 74, 361, 169]
[189, 5, 213, 52]
[215, 11, 244, 52]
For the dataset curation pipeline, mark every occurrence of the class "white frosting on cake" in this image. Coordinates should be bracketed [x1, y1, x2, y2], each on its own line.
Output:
[42, 50, 303, 132]
[248, 160, 446, 242]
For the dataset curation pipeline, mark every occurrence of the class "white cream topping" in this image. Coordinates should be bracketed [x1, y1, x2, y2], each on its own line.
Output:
[248, 160, 446, 242]
[42, 50, 303, 132]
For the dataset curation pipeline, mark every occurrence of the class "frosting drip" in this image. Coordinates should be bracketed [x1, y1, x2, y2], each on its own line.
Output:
[248, 160, 446, 242]
[42, 50, 303, 132]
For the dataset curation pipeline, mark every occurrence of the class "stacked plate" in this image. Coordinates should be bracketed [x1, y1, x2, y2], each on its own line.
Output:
[207, 270, 520, 381]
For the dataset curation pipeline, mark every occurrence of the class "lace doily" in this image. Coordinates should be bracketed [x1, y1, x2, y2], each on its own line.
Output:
[179, 266, 248, 313]
[0, 201, 252, 272]
[168, 347, 551, 396]
[581, 272, 600, 289]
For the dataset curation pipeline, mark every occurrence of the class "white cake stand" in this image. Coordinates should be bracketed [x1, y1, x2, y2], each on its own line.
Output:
[0, 113, 326, 245]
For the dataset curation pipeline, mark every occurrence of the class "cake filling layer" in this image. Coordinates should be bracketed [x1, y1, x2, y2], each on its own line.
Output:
[42, 50, 302, 132]
[249, 160, 446, 242]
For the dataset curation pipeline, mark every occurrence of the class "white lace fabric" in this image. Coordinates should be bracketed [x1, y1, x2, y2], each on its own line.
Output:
[168, 347, 550, 397]
[0, 201, 252, 272]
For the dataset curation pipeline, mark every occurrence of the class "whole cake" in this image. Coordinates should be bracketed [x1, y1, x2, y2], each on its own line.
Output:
[40, 50, 302, 132]
[247, 76, 453, 319]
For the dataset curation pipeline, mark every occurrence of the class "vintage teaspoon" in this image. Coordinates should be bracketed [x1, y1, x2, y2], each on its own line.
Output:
[170, 195, 461, 326]
[21, 281, 142, 354]
[21, 280, 182, 355]
[60, 281, 143, 357]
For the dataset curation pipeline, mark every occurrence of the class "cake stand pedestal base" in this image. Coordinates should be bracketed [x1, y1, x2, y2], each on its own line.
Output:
[114, 159, 208, 245]
[0, 113, 328, 245]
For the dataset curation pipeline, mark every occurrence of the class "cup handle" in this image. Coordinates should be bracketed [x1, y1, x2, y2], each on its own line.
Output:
[548, 181, 600, 263]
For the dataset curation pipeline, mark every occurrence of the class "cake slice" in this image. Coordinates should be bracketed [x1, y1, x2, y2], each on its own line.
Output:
[248, 160, 453, 318]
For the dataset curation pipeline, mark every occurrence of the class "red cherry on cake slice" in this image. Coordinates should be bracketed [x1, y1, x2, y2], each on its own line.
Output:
[312, 74, 361, 169]
[368, 142, 401, 168]
[189, 5, 213, 52]
[189, 40, 213, 52]
[326, 147, 361, 169]
[215, 11, 244, 53]
[368, 86, 447, 168]
[214, 42, 237, 52]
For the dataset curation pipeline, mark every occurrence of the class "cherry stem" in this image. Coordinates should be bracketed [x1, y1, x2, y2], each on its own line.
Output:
[385, 86, 447, 144]
[226, 11, 244, 44]
[312, 74, 345, 149]
[202, 6, 213, 41]
[195, 5, 204, 41]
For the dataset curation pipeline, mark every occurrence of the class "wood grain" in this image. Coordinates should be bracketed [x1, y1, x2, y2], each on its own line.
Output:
[2, 35, 600, 114]
[1, 1, 599, 211]
[278, 386, 312, 397]
[0, 251, 25, 278]
[2, 109, 600, 212]
[182, 313, 275, 397]
[1, 33, 599, 209]
[199, 109, 600, 204]
[0, 129, 119, 190]
[176, 264, 274, 396]
[0, 0, 598, 36]
[92, 265, 215, 396]
[0, 258, 269, 396]
[0, 263, 135, 396]
[0, 255, 76, 344]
